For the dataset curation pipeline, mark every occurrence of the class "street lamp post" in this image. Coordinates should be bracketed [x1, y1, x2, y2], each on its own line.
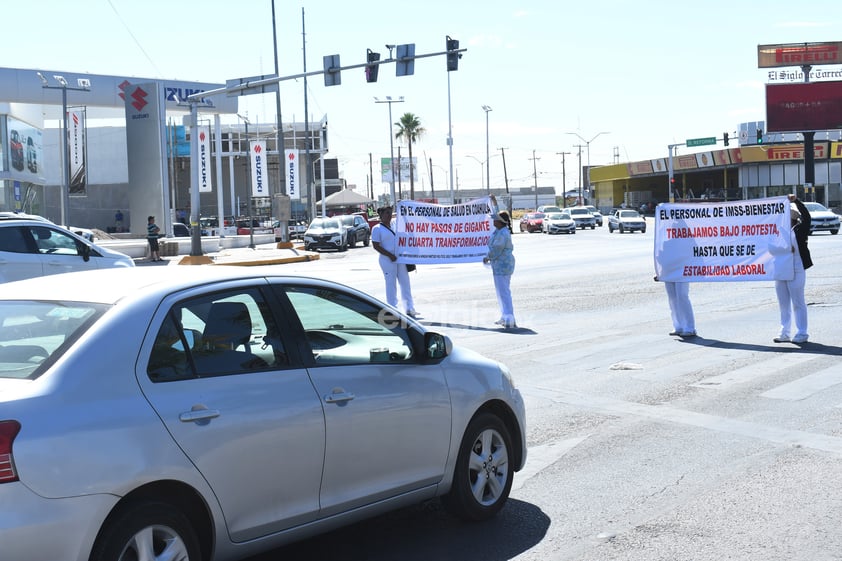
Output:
[482, 105, 492, 194]
[237, 114, 255, 249]
[566, 131, 609, 205]
[38, 73, 90, 227]
[374, 96, 404, 205]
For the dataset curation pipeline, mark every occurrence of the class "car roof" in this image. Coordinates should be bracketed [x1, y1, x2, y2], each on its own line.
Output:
[0, 267, 350, 306]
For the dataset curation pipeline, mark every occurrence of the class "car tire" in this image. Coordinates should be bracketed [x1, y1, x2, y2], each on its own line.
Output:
[443, 412, 514, 521]
[619, 224, 625, 233]
[831, 229, 839, 235]
[339, 241, 348, 252]
[89, 501, 201, 561]
[349, 234, 357, 248]
[591, 225, 595, 230]
[364, 234, 371, 246]
[608, 225, 614, 233]
[641, 227, 647, 234]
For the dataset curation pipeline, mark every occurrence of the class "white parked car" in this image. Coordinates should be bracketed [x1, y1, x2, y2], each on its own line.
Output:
[0, 267, 526, 561]
[0, 218, 134, 283]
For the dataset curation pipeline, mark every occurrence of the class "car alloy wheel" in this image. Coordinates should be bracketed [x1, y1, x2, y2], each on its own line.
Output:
[89, 501, 201, 561]
[443, 412, 513, 521]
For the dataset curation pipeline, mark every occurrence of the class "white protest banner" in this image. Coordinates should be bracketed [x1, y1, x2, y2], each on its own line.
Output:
[654, 197, 794, 282]
[394, 197, 493, 264]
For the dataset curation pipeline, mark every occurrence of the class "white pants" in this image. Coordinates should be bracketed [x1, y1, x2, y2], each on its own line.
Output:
[775, 267, 807, 339]
[665, 282, 695, 333]
[379, 258, 415, 314]
[493, 274, 516, 327]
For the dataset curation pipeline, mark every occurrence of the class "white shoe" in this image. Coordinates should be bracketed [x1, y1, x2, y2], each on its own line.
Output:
[773, 336, 790, 343]
[792, 335, 809, 343]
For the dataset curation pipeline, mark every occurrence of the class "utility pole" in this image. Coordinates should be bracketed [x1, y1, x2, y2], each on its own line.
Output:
[573, 144, 585, 205]
[498, 147, 510, 194]
[556, 151, 570, 208]
[530, 150, 540, 210]
[429, 157, 435, 201]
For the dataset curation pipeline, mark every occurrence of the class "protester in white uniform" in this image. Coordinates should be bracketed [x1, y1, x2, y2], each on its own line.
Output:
[371, 206, 418, 317]
[774, 195, 812, 344]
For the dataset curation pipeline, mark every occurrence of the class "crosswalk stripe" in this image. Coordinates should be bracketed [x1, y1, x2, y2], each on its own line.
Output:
[760, 366, 842, 400]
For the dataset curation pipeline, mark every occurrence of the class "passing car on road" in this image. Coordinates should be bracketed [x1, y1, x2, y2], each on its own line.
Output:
[803, 202, 839, 235]
[542, 211, 576, 234]
[519, 212, 545, 233]
[585, 205, 604, 227]
[608, 209, 647, 233]
[0, 267, 526, 561]
[0, 218, 134, 283]
[303, 217, 348, 251]
[339, 213, 371, 247]
[568, 207, 597, 229]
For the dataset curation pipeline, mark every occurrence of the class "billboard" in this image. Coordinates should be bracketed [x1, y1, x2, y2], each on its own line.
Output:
[4, 115, 44, 184]
[758, 42, 842, 69]
[766, 81, 842, 132]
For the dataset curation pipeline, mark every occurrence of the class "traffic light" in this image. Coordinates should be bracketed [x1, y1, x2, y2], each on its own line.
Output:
[756, 128, 764, 144]
[365, 49, 380, 83]
[723, 132, 729, 146]
[446, 36, 460, 71]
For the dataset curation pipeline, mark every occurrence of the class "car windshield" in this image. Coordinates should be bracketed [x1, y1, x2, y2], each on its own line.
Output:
[620, 210, 640, 218]
[570, 209, 589, 215]
[546, 213, 564, 220]
[532, 213, 545, 219]
[804, 202, 828, 212]
[310, 218, 339, 230]
[586, 206, 600, 214]
[0, 301, 108, 380]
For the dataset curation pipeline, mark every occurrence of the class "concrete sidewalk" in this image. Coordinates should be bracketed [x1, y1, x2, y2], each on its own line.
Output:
[134, 242, 320, 267]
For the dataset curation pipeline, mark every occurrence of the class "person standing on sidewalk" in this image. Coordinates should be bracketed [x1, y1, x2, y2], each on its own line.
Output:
[146, 215, 162, 262]
[371, 205, 418, 317]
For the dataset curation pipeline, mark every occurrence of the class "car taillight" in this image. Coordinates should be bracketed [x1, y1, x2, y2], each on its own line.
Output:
[0, 420, 21, 483]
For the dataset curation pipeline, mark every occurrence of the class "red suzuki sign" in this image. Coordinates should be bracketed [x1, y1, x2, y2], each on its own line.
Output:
[766, 81, 842, 132]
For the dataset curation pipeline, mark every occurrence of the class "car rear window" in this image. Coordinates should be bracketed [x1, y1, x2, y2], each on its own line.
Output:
[0, 301, 108, 380]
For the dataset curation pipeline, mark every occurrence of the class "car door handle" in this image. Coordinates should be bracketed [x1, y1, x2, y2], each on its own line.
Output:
[179, 409, 221, 423]
[324, 391, 355, 404]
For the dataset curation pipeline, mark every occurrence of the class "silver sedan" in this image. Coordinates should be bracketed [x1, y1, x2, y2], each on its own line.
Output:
[0, 267, 526, 561]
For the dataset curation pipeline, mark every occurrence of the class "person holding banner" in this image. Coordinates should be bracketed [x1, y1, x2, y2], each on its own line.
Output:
[371, 205, 418, 318]
[774, 196, 812, 344]
[484, 197, 517, 329]
[662, 280, 696, 338]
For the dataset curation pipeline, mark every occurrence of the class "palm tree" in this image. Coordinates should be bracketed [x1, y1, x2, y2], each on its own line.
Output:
[394, 112, 426, 200]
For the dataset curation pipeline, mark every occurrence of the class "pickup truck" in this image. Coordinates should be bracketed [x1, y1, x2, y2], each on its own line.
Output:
[274, 220, 308, 241]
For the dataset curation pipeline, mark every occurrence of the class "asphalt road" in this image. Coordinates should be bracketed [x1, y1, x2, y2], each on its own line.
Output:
[242, 223, 842, 561]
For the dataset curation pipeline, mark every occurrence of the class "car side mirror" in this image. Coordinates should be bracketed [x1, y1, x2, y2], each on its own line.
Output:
[79, 242, 91, 262]
[424, 332, 451, 361]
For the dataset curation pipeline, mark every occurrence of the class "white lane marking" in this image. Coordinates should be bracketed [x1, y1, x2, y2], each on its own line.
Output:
[512, 436, 589, 491]
[521, 384, 842, 456]
[689, 353, 816, 390]
[760, 366, 842, 401]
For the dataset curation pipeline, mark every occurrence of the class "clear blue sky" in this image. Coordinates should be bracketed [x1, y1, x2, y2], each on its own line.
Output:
[7, 0, 842, 198]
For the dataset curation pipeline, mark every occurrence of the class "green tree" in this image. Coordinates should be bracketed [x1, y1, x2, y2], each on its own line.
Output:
[394, 112, 426, 200]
